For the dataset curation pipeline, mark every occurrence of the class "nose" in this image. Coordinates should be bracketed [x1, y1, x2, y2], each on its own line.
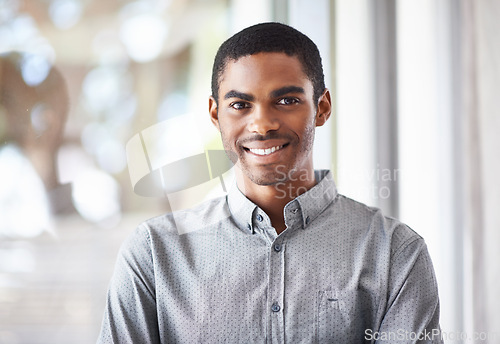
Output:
[247, 106, 280, 135]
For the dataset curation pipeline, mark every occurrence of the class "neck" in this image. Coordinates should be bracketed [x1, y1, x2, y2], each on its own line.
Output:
[237, 168, 316, 234]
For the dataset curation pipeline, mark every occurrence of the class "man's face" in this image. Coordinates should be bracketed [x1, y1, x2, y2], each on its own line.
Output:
[209, 52, 330, 187]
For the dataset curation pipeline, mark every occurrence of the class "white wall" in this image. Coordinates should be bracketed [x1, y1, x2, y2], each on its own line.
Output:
[335, 0, 376, 204]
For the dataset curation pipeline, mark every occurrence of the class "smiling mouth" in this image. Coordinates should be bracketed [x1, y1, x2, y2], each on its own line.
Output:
[243, 144, 288, 156]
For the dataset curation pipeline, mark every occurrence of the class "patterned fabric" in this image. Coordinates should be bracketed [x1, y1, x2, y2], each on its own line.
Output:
[98, 170, 442, 343]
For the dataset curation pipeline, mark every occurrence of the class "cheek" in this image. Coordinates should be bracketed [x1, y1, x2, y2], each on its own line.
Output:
[294, 113, 316, 134]
[218, 122, 239, 148]
[220, 116, 245, 139]
[299, 120, 316, 148]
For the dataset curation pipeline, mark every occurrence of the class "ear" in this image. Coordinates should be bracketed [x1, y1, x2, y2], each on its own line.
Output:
[315, 88, 332, 127]
[209, 96, 220, 131]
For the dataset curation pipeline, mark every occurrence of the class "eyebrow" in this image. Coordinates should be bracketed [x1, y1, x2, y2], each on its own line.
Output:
[270, 86, 305, 98]
[224, 86, 305, 102]
[224, 90, 254, 101]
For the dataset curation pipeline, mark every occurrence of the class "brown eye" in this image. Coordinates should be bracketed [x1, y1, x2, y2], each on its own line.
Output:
[230, 101, 250, 110]
[277, 97, 299, 105]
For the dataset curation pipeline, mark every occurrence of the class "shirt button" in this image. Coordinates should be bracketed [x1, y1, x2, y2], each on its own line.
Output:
[292, 209, 299, 214]
[273, 244, 282, 252]
[271, 303, 281, 312]
[256, 214, 263, 222]
[305, 216, 310, 225]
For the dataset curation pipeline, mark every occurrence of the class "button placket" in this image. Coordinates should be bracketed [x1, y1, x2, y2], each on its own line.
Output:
[268, 237, 285, 343]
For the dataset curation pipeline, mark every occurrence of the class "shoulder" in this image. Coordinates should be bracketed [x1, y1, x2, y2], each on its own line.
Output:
[146, 194, 230, 234]
[118, 195, 230, 261]
[332, 194, 425, 258]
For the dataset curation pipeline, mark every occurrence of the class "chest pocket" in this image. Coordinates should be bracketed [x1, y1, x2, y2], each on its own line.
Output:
[316, 288, 372, 343]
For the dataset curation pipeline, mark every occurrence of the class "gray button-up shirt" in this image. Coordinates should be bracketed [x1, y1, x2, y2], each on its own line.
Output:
[98, 170, 442, 343]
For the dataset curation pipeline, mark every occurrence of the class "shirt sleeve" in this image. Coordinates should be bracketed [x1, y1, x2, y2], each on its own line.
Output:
[97, 225, 160, 344]
[376, 237, 443, 344]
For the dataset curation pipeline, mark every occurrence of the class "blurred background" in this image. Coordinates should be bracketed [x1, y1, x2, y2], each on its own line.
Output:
[0, 0, 499, 343]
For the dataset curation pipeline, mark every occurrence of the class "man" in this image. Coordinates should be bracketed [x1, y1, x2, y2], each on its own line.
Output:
[98, 22, 442, 343]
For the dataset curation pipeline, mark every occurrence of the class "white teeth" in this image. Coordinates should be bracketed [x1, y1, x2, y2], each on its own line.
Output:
[248, 145, 283, 156]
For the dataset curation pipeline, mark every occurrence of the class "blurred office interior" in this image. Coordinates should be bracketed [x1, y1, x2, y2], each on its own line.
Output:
[0, 0, 499, 343]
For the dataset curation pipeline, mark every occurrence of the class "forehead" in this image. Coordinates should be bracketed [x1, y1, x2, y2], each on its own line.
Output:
[219, 52, 312, 94]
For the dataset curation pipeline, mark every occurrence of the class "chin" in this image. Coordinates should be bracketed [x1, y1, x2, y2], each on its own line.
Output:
[243, 166, 288, 186]
[249, 176, 280, 186]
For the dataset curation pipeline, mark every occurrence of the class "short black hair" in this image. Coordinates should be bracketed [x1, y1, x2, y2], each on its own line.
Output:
[211, 22, 325, 105]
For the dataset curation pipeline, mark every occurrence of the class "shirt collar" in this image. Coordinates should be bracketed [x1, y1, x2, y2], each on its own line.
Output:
[227, 169, 337, 234]
[294, 170, 337, 229]
[227, 180, 258, 233]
